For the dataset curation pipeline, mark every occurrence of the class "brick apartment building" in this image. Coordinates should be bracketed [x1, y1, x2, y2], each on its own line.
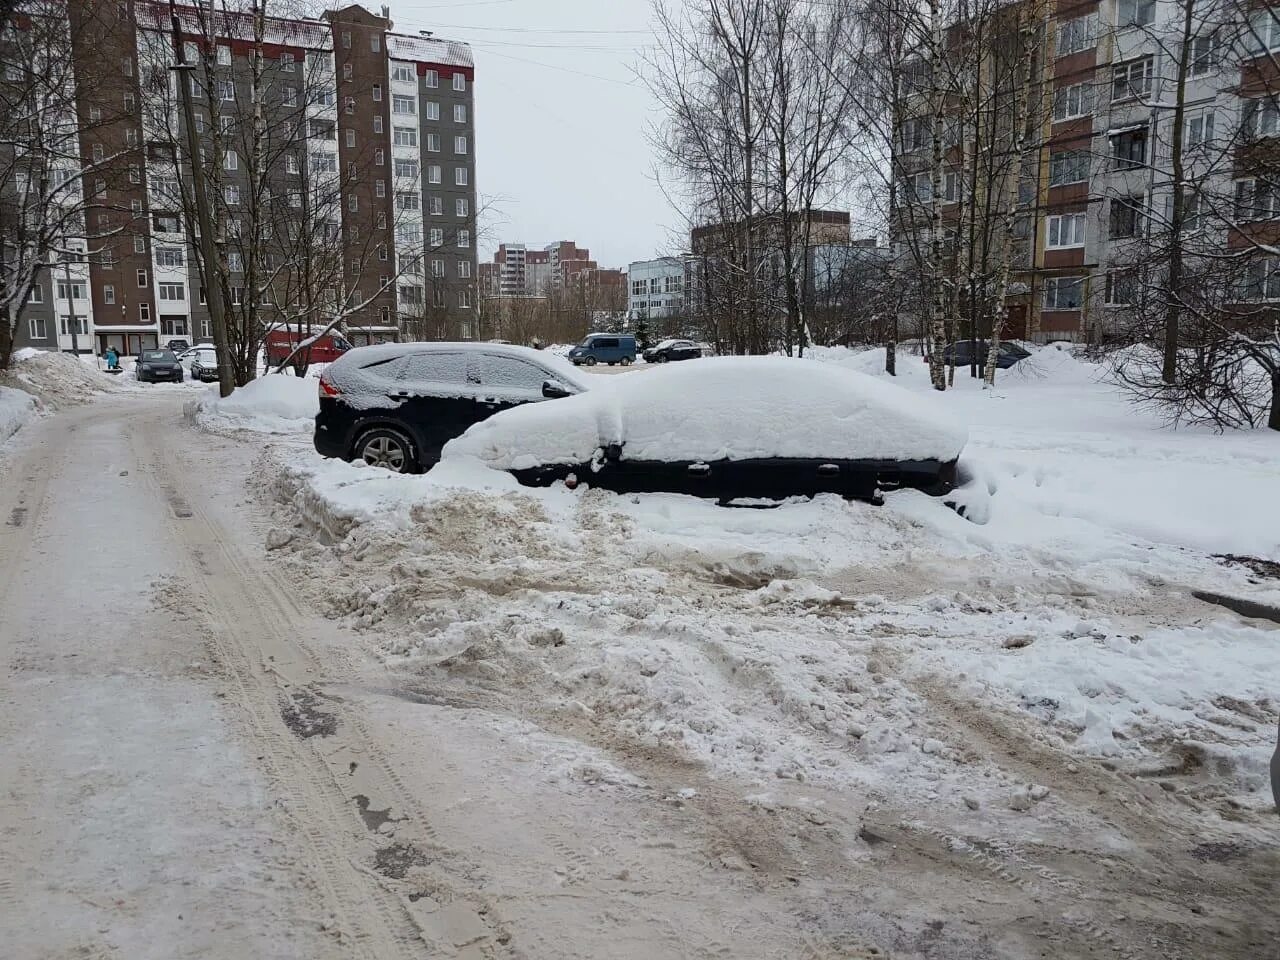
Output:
[480, 241, 624, 300]
[8, 1, 476, 356]
[893, 0, 1280, 343]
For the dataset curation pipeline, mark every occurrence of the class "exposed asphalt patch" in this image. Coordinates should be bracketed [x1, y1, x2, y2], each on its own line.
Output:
[8, 507, 27, 527]
[354, 794, 401, 832]
[1191, 841, 1246, 863]
[1192, 590, 1280, 626]
[374, 842, 431, 879]
[280, 689, 338, 739]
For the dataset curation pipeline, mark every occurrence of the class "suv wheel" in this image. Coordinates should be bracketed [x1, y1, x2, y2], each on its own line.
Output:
[621, 357, 633, 366]
[354, 427, 418, 474]
[584, 357, 598, 366]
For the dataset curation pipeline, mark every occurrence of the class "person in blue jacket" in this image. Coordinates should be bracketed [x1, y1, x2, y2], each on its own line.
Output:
[104, 346, 119, 370]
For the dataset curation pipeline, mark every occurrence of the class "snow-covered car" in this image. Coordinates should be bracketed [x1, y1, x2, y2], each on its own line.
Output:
[939, 340, 1030, 369]
[189, 347, 220, 383]
[313, 342, 589, 473]
[445, 356, 967, 503]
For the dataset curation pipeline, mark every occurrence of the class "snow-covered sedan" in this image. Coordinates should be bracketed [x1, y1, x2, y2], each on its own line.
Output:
[444, 357, 967, 503]
[313, 343, 589, 472]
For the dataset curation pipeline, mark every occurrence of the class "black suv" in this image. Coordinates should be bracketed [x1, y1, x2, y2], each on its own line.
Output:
[314, 343, 587, 473]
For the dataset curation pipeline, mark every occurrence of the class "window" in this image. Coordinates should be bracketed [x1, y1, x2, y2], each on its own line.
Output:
[344, 62, 354, 81]
[124, 92, 135, 112]
[1053, 83, 1091, 121]
[392, 94, 415, 115]
[1247, 11, 1280, 54]
[92, 143, 104, 163]
[371, 34, 380, 53]
[281, 52, 295, 72]
[1234, 179, 1280, 221]
[1112, 57, 1154, 102]
[287, 154, 299, 174]
[134, 236, 146, 254]
[345, 96, 355, 114]
[426, 133, 441, 152]
[126, 127, 138, 146]
[394, 158, 419, 178]
[458, 229, 470, 248]
[379, 245, 388, 261]
[217, 44, 231, 65]
[224, 150, 238, 171]
[342, 30, 351, 49]
[344, 128, 355, 148]
[348, 194, 358, 212]
[425, 69, 438, 88]
[61, 315, 89, 337]
[313, 87, 335, 107]
[394, 126, 417, 147]
[429, 228, 444, 247]
[373, 84, 382, 102]
[459, 261, 471, 279]
[228, 217, 241, 238]
[398, 283, 423, 305]
[428, 164, 441, 184]
[459, 289, 471, 308]
[1182, 190, 1204, 231]
[224, 184, 240, 205]
[1046, 212, 1086, 247]
[27, 286, 43, 304]
[453, 73, 465, 92]
[375, 148, 385, 166]
[1244, 257, 1280, 300]
[56, 280, 87, 300]
[137, 269, 148, 287]
[1111, 128, 1147, 170]
[454, 135, 468, 155]
[311, 152, 337, 173]
[159, 283, 185, 301]
[397, 190, 420, 211]
[217, 79, 234, 102]
[289, 189, 302, 208]
[430, 257, 445, 277]
[1109, 197, 1143, 238]
[899, 116, 929, 151]
[429, 195, 443, 215]
[5, 63, 20, 81]
[1044, 276, 1084, 310]
[453, 104, 467, 123]
[104, 285, 115, 304]
[139, 303, 150, 322]
[156, 247, 184, 268]
[376, 179, 386, 197]
[128, 164, 140, 183]
[1116, 0, 1154, 27]
[1186, 111, 1215, 148]
[1244, 98, 1280, 138]
[1189, 33, 1216, 77]
[942, 171, 963, 203]
[454, 167, 468, 186]
[227, 251, 243, 271]
[29, 316, 46, 339]
[89, 105, 101, 122]
[426, 101, 439, 121]
[131, 198, 143, 215]
[374, 115, 383, 133]
[392, 63, 414, 82]
[377, 211, 386, 229]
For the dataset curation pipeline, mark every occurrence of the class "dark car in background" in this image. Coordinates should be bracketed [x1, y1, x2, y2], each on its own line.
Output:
[939, 340, 1031, 369]
[165, 338, 191, 354]
[314, 343, 588, 473]
[643, 339, 702, 363]
[134, 349, 184, 383]
[188, 346, 220, 383]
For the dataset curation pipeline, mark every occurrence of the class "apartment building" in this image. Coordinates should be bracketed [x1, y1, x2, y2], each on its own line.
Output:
[7, 1, 477, 356]
[627, 257, 691, 320]
[893, 0, 1280, 343]
[483, 241, 620, 298]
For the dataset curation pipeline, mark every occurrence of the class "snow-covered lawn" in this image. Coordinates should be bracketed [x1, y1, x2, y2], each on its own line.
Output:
[224, 345, 1277, 821]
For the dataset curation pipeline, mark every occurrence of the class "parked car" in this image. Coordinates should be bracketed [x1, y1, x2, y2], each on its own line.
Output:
[567, 334, 637, 367]
[189, 346, 220, 383]
[937, 340, 1031, 369]
[165, 338, 191, 354]
[445, 356, 967, 504]
[314, 343, 589, 473]
[134, 349, 184, 383]
[643, 339, 702, 363]
[264, 328, 353, 369]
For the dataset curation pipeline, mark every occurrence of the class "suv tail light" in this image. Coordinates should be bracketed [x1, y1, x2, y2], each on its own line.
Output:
[318, 374, 341, 398]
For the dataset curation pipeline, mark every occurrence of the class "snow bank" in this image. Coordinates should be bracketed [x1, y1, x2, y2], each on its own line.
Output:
[0, 386, 38, 445]
[188, 374, 319, 435]
[446, 356, 968, 470]
[0, 349, 118, 409]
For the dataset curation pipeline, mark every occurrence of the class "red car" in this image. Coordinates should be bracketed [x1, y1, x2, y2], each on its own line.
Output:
[264, 328, 353, 368]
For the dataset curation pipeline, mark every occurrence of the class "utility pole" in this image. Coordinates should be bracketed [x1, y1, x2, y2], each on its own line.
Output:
[61, 258, 80, 357]
[168, 0, 234, 397]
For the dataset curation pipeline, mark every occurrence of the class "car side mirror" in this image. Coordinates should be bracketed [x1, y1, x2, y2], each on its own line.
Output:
[542, 379, 571, 399]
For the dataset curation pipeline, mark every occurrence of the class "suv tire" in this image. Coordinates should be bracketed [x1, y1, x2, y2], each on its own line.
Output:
[353, 426, 419, 474]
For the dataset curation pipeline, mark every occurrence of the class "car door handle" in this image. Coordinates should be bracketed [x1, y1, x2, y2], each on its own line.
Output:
[393, 391, 410, 398]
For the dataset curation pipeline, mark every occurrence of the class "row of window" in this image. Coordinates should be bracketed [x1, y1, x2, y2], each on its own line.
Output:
[198, 41, 470, 92]
[629, 276, 683, 297]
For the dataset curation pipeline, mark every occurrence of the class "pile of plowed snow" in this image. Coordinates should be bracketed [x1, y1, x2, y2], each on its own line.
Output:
[0, 349, 119, 409]
[0, 386, 37, 444]
[187, 373, 319, 434]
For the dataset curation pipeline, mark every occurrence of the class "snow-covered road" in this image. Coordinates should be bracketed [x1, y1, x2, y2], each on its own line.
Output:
[3, 380, 1278, 959]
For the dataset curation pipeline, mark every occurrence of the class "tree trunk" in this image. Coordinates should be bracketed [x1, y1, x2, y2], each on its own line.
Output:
[1162, 0, 1196, 385]
[0, 307, 14, 371]
[926, 0, 947, 391]
[1269, 371, 1280, 431]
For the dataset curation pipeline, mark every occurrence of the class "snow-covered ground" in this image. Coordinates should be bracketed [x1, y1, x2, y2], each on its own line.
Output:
[233, 346, 1278, 829]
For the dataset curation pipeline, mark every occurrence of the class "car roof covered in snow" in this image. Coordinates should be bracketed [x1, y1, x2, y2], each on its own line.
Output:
[445, 355, 967, 470]
[328, 341, 589, 390]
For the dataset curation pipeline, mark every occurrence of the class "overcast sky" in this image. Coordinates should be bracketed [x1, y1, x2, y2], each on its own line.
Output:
[395, 0, 673, 270]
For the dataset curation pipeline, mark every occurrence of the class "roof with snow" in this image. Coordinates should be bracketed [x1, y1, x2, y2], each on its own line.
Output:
[386, 33, 473, 68]
[136, 2, 331, 49]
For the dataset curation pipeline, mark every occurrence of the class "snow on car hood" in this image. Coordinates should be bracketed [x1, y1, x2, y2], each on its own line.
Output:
[445, 356, 968, 470]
